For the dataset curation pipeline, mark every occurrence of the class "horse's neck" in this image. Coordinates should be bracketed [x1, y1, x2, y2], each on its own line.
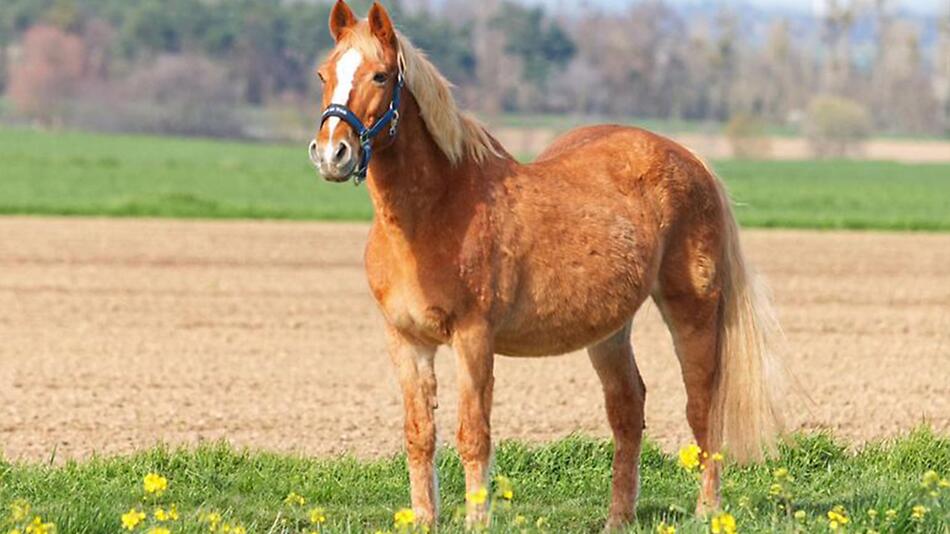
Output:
[365, 98, 505, 238]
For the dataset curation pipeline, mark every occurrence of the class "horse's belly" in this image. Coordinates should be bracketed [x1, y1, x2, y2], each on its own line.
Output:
[494, 300, 640, 357]
[494, 217, 658, 357]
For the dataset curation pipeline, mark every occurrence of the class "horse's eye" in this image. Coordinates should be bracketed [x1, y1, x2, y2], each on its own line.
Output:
[372, 72, 389, 84]
[317, 72, 326, 84]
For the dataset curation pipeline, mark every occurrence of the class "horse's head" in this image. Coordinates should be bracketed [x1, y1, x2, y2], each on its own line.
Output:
[309, 0, 403, 184]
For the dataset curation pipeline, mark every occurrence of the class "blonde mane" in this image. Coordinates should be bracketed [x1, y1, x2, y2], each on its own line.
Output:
[395, 33, 500, 164]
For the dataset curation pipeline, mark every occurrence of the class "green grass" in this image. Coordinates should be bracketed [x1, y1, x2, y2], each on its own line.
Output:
[716, 160, 950, 231]
[1, 430, 948, 533]
[2, 127, 950, 231]
[0, 127, 373, 221]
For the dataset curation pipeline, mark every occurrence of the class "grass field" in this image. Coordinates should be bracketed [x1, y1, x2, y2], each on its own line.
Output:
[1, 430, 948, 533]
[2, 127, 950, 231]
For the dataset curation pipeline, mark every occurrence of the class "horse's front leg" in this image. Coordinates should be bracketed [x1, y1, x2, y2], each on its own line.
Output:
[386, 325, 439, 525]
[453, 321, 495, 527]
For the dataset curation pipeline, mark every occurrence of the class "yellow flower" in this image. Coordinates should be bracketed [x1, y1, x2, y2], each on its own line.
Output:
[922, 470, 939, 488]
[678, 444, 702, 472]
[10, 500, 31, 522]
[773, 467, 794, 482]
[494, 475, 514, 501]
[309, 507, 327, 525]
[143, 473, 168, 495]
[284, 492, 306, 506]
[884, 509, 897, 521]
[656, 521, 676, 534]
[513, 515, 527, 526]
[711, 452, 725, 463]
[794, 510, 807, 521]
[393, 508, 415, 528]
[146, 529, 170, 534]
[9, 529, 23, 534]
[201, 511, 223, 530]
[710, 512, 736, 534]
[768, 483, 784, 497]
[121, 509, 146, 531]
[24, 517, 54, 534]
[911, 505, 927, 521]
[939, 478, 950, 489]
[167, 505, 179, 521]
[466, 487, 488, 505]
[827, 506, 849, 530]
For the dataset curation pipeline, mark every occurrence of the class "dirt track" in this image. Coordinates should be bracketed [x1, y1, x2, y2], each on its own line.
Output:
[1, 217, 948, 462]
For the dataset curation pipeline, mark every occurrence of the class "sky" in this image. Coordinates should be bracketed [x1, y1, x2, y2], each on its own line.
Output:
[530, 0, 945, 16]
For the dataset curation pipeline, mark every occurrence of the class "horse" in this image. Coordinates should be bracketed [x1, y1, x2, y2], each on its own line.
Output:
[308, 1, 787, 529]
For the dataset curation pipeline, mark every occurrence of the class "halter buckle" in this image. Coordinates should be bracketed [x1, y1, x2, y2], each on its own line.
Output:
[389, 110, 400, 137]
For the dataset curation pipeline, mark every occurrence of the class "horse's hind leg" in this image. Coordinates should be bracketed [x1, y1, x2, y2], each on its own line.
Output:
[588, 321, 646, 529]
[653, 234, 724, 515]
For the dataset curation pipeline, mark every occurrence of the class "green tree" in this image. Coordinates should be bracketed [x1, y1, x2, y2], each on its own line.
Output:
[398, 11, 476, 84]
[493, 2, 575, 86]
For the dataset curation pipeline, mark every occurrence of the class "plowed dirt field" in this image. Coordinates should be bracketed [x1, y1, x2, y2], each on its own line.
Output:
[1, 218, 947, 461]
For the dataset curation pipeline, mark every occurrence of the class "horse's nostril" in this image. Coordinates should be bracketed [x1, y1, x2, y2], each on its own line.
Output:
[334, 142, 350, 164]
[308, 140, 319, 160]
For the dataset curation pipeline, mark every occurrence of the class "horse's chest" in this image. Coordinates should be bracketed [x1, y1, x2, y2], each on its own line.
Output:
[366, 249, 458, 344]
[382, 283, 455, 342]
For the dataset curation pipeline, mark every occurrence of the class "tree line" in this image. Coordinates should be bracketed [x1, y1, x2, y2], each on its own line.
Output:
[1, 0, 948, 140]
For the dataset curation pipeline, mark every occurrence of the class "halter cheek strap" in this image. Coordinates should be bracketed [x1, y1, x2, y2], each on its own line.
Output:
[319, 70, 405, 185]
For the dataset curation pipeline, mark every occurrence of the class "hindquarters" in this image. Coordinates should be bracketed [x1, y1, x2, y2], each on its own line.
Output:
[652, 157, 787, 465]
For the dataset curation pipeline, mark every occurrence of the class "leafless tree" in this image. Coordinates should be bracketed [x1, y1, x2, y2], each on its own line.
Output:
[821, 0, 859, 95]
[6, 25, 86, 126]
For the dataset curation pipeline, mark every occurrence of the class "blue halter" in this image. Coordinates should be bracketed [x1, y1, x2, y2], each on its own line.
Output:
[320, 69, 405, 185]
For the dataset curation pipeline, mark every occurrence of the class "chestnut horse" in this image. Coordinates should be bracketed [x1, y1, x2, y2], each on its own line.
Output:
[309, 1, 787, 529]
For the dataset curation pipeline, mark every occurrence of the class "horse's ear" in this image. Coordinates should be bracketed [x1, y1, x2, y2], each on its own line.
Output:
[329, 0, 358, 42]
[368, 2, 397, 49]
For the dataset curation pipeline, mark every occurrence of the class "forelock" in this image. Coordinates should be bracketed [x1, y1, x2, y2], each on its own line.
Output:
[336, 22, 385, 63]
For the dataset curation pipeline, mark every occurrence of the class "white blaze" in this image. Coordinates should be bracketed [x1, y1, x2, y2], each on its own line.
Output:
[324, 48, 363, 161]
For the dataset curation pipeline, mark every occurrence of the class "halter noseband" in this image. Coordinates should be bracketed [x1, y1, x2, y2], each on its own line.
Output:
[319, 68, 405, 185]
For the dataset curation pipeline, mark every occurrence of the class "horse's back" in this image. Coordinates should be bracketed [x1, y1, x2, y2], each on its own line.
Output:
[535, 124, 697, 166]
[531, 123, 721, 230]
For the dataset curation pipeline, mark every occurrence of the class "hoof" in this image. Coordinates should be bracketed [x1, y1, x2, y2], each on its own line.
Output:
[695, 497, 721, 518]
[465, 505, 490, 530]
[602, 513, 635, 532]
[415, 509, 436, 528]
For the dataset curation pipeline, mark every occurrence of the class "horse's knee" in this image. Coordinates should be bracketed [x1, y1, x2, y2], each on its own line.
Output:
[405, 417, 436, 464]
[456, 419, 491, 463]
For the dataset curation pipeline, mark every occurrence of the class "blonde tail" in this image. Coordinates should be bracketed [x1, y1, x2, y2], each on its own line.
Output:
[709, 179, 788, 463]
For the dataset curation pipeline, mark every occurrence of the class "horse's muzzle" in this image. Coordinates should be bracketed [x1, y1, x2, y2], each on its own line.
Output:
[309, 139, 357, 183]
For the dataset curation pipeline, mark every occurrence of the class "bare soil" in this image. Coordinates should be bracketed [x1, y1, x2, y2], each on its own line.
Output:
[1, 218, 948, 462]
